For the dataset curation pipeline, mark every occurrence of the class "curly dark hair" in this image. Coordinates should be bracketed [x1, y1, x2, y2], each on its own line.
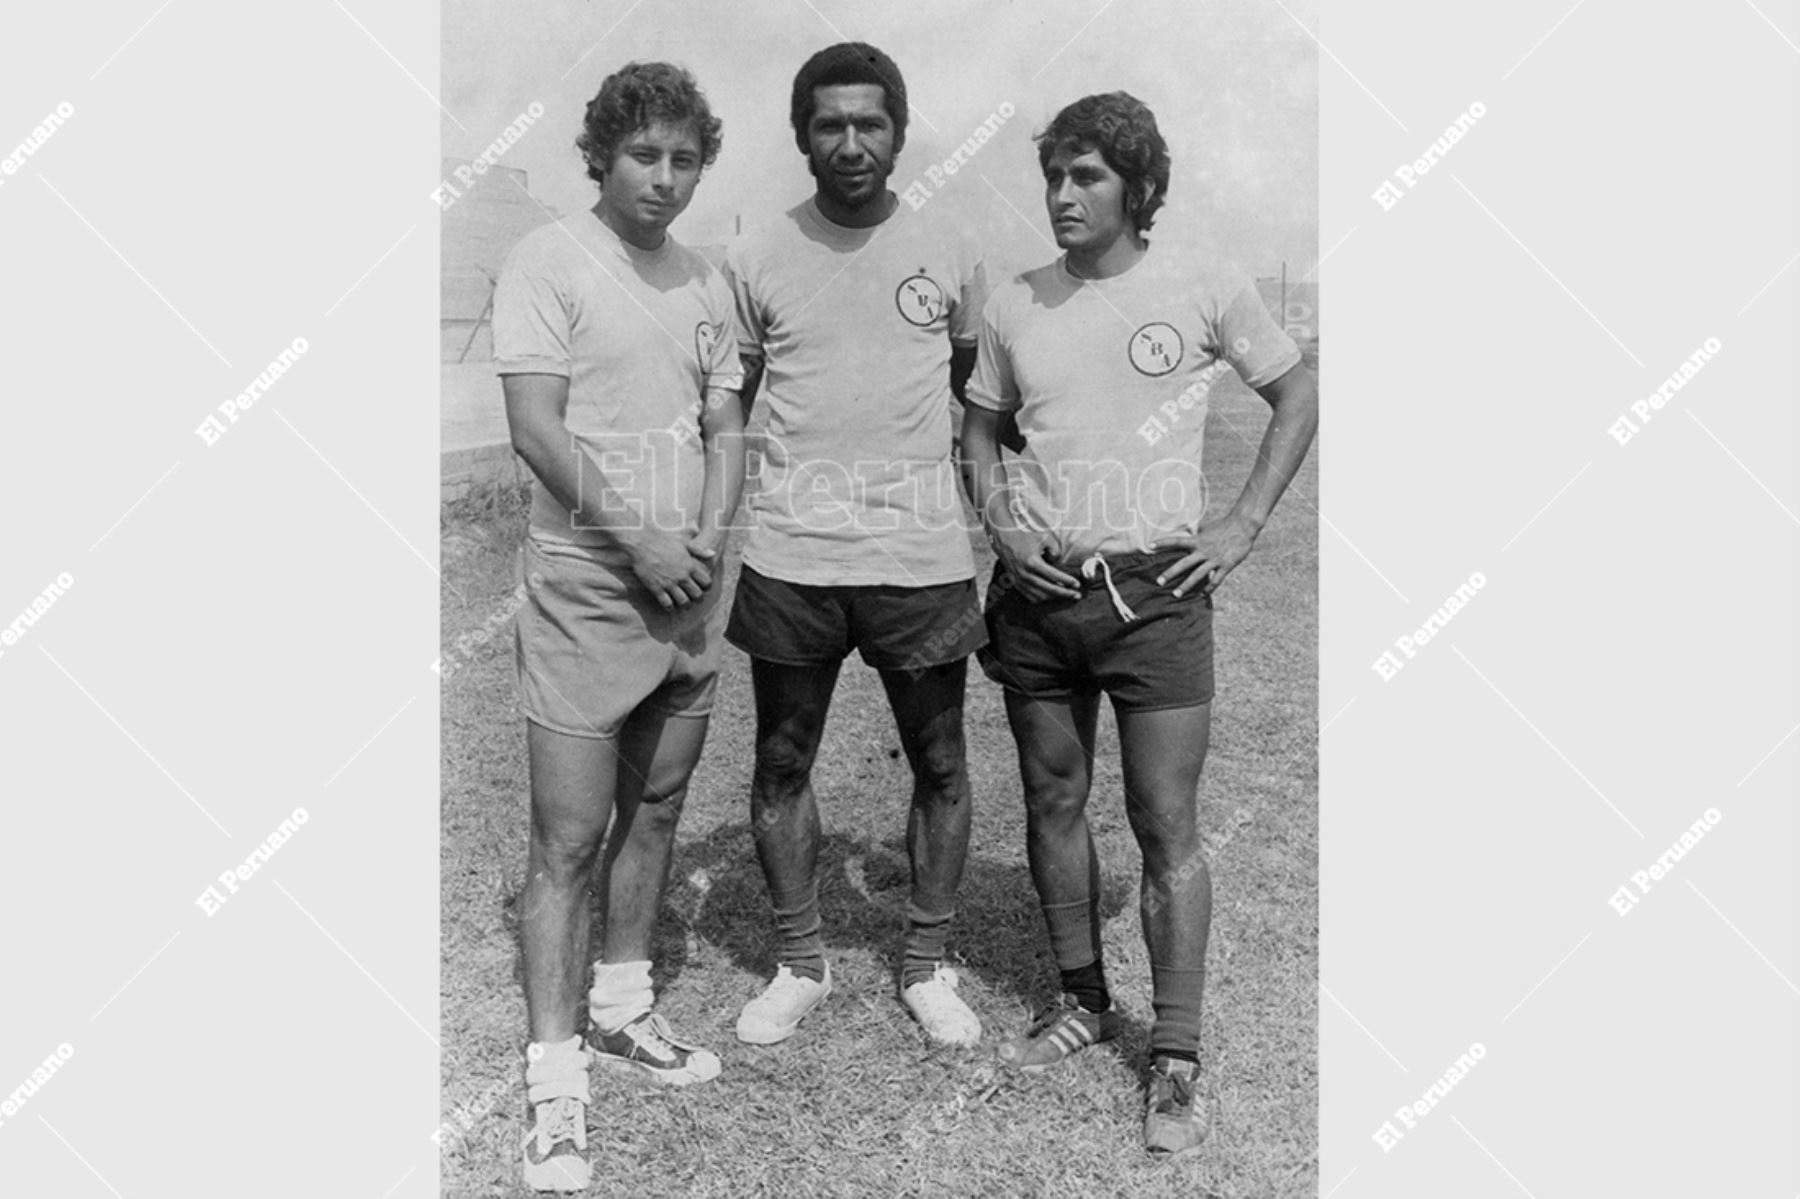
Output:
[576, 61, 722, 188]
[1035, 92, 1171, 235]
[789, 42, 908, 154]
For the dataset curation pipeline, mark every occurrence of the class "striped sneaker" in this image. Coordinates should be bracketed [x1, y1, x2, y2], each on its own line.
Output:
[587, 1012, 721, 1086]
[996, 993, 1122, 1072]
[1143, 1056, 1208, 1155]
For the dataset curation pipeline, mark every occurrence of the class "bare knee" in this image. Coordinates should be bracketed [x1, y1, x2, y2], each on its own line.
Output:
[907, 727, 967, 800]
[1127, 790, 1201, 875]
[1022, 754, 1089, 828]
[531, 820, 603, 884]
[754, 730, 817, 804]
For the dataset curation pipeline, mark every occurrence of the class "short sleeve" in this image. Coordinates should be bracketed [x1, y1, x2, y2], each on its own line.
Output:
[965, 292, 1020, 413]
[1214, 273, 1301, 389]
[949, 239, 988, 347]
[723, 241, 765, 360]
[492, 233, 572, 377]
[702, 271, 746, 392]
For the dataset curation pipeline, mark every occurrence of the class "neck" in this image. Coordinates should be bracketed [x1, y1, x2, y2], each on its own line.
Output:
[815, 188, 896, 229]
[592, 199, 664, 252]
[1066, 233, 1146, 281]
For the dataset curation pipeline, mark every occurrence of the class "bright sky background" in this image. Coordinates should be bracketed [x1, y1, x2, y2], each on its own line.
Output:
[443, 0, 1317, 281]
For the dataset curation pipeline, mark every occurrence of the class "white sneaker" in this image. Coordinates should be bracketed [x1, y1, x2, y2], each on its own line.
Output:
[900, 964, 982, 1046]
[736, 962, 832, 1044]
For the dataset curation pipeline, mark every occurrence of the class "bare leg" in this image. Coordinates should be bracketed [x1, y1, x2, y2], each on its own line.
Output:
[597, 710, 708, 963]
[521, 723, 616, 1044]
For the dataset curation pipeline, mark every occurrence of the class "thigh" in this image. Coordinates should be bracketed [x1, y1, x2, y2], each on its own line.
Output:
[615, 709, 710, 806]
[1114, 702, 1212, 846]
[750, 657, 843, 768]
[878, 658, 968, 768]
[1003, 689, 1102, 804]
[526, 720, 620, 849]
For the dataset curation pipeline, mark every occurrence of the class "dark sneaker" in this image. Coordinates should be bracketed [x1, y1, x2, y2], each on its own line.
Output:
[996, 993, 1122, 1072]
[588, 1012, 721, 1086]
[1143, 1056, 1208, 1155]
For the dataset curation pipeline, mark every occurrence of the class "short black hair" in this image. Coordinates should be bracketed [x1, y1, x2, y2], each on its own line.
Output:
[789, 42, 908, 154]
[576, 61, 722, 188]
[1036, 92, 1171, 235]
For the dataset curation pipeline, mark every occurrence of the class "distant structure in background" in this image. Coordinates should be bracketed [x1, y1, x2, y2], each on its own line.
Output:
[1257, 270, 1320, 371]
[440, 159, 555, 365]
[440, 160, 556, 498]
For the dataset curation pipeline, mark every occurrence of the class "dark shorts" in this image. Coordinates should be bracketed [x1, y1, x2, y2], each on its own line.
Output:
[726, 565, 986, 672]
[977, 549, 1215, 711]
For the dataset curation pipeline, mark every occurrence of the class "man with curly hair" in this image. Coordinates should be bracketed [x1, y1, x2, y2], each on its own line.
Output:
[960, 92, 1318, 1155]
[492, 61, 746, 1192]
[724, 43, 988, 1049]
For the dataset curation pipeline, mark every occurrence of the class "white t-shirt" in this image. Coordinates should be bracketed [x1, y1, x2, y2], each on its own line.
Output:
[493, 212, 743, 561]
[726, 198, 985, 586]
[968, 251, 1300, 560]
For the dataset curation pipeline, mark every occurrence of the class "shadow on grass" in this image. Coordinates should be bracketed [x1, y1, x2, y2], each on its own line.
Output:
[667, 822, 1141, 1028]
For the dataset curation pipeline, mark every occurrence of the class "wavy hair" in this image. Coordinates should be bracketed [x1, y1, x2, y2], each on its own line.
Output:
[576, 61, 722, 187]
[1035, 92, 1171, 235]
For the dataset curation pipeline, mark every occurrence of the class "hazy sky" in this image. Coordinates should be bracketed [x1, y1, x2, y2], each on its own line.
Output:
[442, 0, 1317, 279]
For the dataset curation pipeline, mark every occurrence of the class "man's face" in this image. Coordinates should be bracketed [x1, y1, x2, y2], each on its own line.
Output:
[806, 84, 896, 211]
[598, 120, 703, 243]
[1043, 145, 1133, 256]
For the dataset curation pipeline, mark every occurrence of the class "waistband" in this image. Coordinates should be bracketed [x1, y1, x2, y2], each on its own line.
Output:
[1054, 547, 1188, 587]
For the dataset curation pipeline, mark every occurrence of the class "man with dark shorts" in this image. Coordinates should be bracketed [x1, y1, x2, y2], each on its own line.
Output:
[724, 42, 988, 1047]
[961, 92, 1318, 1154]
[494, 62, 746, 1191]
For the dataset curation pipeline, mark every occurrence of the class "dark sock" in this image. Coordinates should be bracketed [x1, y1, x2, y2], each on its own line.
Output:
[901, 896, 955, 989]
[769, 880, 825, 983]
[1149, 962, 1205, 1062]
[1059, 958, 1111, 1013]
[1041, 896, 1101, 974]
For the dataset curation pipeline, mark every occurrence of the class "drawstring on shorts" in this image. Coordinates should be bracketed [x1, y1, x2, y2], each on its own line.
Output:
[1079, 555, 1138, 622]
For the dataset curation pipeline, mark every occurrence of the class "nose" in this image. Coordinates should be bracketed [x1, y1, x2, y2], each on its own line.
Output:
[840, 128, 865, 161]
[650, 157, 674, 192]
[1052, 177, 1077, 210]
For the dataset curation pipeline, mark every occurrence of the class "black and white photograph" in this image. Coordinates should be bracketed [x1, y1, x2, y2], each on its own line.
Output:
[440, 2, 1318, 1194]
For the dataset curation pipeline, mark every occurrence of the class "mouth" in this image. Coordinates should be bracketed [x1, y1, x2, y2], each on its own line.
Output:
[1053, 216, 1083, 231]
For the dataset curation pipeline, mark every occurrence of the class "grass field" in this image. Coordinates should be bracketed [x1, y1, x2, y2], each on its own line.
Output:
[440, 373, 1318, 1198]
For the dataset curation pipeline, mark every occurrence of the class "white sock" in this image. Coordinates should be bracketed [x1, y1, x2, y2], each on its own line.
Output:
[587, 959, 654, 1034]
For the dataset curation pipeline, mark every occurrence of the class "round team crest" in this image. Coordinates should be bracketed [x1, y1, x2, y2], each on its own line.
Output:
[895, 274, 948, 327]
[1129, 322, 1184, 376]
[694, 319, 722, 366]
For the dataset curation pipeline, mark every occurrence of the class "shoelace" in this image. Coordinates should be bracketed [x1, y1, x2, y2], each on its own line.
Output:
[1029, 996, 1082, 1035]
[1080, 555, 1138, 622]
[625, 1014, 680, 1060]
[534, 1096, 586, 1153]
[1153, 1066, 1195, 1113]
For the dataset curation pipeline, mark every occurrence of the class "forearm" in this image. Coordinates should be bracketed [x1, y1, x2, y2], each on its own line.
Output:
[510, 420, 656, 550]
[694, 387, 747, 553]
[1227, 366, 1319, 536]
[959, 405, 1013, 531]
